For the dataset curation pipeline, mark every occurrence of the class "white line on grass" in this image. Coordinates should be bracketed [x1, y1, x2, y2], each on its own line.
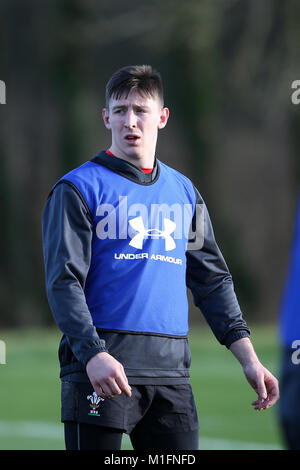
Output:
[0, 421, 284, 450]
[0, 420, 64, 440]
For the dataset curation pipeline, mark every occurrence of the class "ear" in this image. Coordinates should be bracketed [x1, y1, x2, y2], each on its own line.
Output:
[158, 107, 169, 130]
[102, 108, 111, 130]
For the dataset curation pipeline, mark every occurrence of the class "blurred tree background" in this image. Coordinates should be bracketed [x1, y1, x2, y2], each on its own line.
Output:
[0, 0, 299, 328]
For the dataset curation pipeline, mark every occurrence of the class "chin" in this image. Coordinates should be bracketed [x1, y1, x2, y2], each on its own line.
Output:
[126, 149, 142, 160]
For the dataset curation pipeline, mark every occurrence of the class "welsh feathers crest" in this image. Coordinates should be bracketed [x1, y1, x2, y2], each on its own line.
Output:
[87, 391, 104, 416]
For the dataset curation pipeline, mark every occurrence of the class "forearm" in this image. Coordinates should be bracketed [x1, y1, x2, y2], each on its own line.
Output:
[229, 337, 261, 367]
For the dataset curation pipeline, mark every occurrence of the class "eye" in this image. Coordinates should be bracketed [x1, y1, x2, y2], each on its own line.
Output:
[113, 108, 126, 114]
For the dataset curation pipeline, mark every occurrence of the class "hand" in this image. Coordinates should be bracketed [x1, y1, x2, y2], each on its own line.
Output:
[86, 352, 132, 399]
[242, 361, 280, 410]
[229, 337, 279, 410]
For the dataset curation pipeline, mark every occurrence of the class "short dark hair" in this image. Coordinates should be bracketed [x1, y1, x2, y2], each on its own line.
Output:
[105, 65, 164, 108]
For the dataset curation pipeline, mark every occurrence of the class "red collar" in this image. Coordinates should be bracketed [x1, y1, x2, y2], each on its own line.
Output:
[106, 150, 153, 174]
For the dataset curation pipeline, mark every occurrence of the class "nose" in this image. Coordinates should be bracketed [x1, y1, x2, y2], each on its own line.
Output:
[124, 109, 137, 128]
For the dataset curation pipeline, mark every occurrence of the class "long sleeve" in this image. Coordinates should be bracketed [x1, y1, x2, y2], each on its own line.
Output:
[186, 186, 250, 348]
[42, 181, 107, 367]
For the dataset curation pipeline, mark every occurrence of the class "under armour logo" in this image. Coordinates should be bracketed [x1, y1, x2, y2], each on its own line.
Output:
[129, 216, 176, 251]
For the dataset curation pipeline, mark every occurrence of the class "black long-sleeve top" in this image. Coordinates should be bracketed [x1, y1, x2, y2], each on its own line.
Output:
[42, 152, 250, 384]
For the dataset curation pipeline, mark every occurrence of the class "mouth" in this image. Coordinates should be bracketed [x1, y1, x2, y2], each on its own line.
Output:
[124, 134, 141, 144]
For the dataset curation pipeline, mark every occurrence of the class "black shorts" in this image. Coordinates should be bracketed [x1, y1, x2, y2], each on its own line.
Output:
[61, 381, 199, 435]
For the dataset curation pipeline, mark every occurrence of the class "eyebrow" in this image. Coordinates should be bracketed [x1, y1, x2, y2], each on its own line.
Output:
[111, 104, 151, 111]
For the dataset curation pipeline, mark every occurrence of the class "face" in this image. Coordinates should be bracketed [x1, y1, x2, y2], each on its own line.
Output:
[102, 90, 169, 165]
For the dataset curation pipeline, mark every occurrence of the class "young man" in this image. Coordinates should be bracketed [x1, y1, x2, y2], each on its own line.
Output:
[42, 65, 279, 451]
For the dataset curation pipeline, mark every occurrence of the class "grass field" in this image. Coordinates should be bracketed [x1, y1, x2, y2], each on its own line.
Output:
[0, 324, 285, 450]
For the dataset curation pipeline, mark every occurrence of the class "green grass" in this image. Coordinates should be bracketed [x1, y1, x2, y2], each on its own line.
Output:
[0, 325, 285, 450]
[188, 324, 283, 447]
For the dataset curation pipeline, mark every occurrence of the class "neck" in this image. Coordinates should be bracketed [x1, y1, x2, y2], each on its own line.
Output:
[108, 146, 155, 170]
[106, 149, 154, 173]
